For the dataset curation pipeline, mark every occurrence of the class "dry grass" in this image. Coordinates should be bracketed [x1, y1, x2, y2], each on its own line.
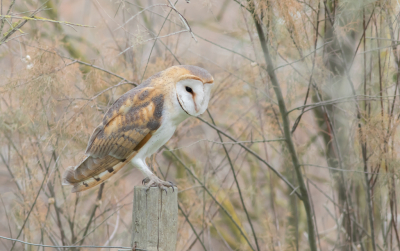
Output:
[1, 0, 400, 250]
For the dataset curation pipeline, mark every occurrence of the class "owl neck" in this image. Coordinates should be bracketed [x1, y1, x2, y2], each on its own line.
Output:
[170, 107, 190, 125]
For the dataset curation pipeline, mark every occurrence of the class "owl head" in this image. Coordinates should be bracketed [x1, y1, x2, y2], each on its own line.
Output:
[169, 65, 214, 116]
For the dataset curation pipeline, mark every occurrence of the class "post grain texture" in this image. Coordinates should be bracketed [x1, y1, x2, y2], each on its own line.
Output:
[132, 186, 178, 251]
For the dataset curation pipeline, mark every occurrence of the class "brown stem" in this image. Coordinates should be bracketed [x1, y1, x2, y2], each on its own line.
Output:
[246, 1, 318, 250]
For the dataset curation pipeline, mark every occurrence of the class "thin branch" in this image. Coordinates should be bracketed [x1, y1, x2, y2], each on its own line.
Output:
[0, 2, 46, 45]
[15, 41, 137, 85]
[0, 235, 134, 250]
[291, 1, 321, 134]
[245, 1, 317, 250]
[167, 0, 197, 42]
[141, 0, 178, 82]
[78, 183, 105, 246]
[179, 203, 207, 251]
[207, 110, 260, 251]
[0, 15, 95, 27]
[10, 150, 52, 250]
[118, 30, 188, 56]
[165, 138, 285, 151]
[165, 146, 256, 251]
[197, 117, 301, 198]
[0, 0, 15, 35]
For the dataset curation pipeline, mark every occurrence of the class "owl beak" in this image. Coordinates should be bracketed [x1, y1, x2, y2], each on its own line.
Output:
[192, 96, 199, 113]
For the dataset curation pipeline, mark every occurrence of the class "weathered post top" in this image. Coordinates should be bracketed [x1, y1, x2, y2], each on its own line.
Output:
[131, 186, 178, 251]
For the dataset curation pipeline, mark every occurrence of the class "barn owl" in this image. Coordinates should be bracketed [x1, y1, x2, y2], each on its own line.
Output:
[62, 65, 214, 193]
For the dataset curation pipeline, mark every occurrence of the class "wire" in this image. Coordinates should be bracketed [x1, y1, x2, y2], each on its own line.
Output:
[0, 235, 145, 250]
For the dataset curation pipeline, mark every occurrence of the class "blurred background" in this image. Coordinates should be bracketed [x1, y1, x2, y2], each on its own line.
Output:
[0, 0, 399, 250]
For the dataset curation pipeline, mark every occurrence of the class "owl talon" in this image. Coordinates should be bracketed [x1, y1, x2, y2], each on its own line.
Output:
[143, 176, 176, 193]
[145, 186, 152, 193]
[142, 177, 150, 185]
[168, 181, 175, 192]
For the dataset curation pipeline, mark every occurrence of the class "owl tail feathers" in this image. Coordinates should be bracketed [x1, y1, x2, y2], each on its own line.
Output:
[62, 163, 123, 193]
[62, 153, 137, 193]
[62, 166, 77, 186]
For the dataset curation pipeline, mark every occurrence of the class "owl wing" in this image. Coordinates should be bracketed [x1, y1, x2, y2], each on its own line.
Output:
[63, 86, 165, 192]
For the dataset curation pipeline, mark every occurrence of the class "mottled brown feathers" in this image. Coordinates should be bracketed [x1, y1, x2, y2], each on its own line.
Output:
[63, 65, 213, 193]
[63, 151, 138, 193]
[85, 86, 163, 159]
[64, 86, 163, 192]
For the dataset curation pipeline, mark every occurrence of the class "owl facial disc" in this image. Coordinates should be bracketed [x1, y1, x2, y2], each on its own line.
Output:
[176, 78, 213, 116]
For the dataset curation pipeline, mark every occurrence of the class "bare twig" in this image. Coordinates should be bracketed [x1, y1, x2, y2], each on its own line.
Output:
[207, 110, 260, 251]
[167, 0, 197, 42]
[164, 146, 256, 251]
[0, 2, 46, 45]
[197, 117, 300, 197]
[78, 183, 105, 246]
[0, 15, 95, 27]
[245, 1, 317, 250]
[0, 235, 134, 250]
[10, 149, 52, 250]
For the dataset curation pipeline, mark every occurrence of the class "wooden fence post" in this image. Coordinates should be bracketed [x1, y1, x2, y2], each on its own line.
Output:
[131, 186, 178, 251]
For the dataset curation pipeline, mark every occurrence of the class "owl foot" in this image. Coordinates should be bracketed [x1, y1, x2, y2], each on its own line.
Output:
[142, 176, 176, 194]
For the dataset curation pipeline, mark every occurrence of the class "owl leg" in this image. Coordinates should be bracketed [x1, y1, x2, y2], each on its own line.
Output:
[142, 174, 175, 193]
[142, 177, 175, 189]
[132, 158, 176, 193]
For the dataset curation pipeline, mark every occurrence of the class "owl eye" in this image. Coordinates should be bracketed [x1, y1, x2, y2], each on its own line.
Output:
[185, 86, 193, 93]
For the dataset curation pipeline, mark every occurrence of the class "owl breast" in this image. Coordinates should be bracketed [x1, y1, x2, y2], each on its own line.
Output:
[131, 88, 189, 161]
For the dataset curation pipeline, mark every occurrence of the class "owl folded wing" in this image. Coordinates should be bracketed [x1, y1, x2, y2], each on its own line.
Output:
[63, 86, 164, 192]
